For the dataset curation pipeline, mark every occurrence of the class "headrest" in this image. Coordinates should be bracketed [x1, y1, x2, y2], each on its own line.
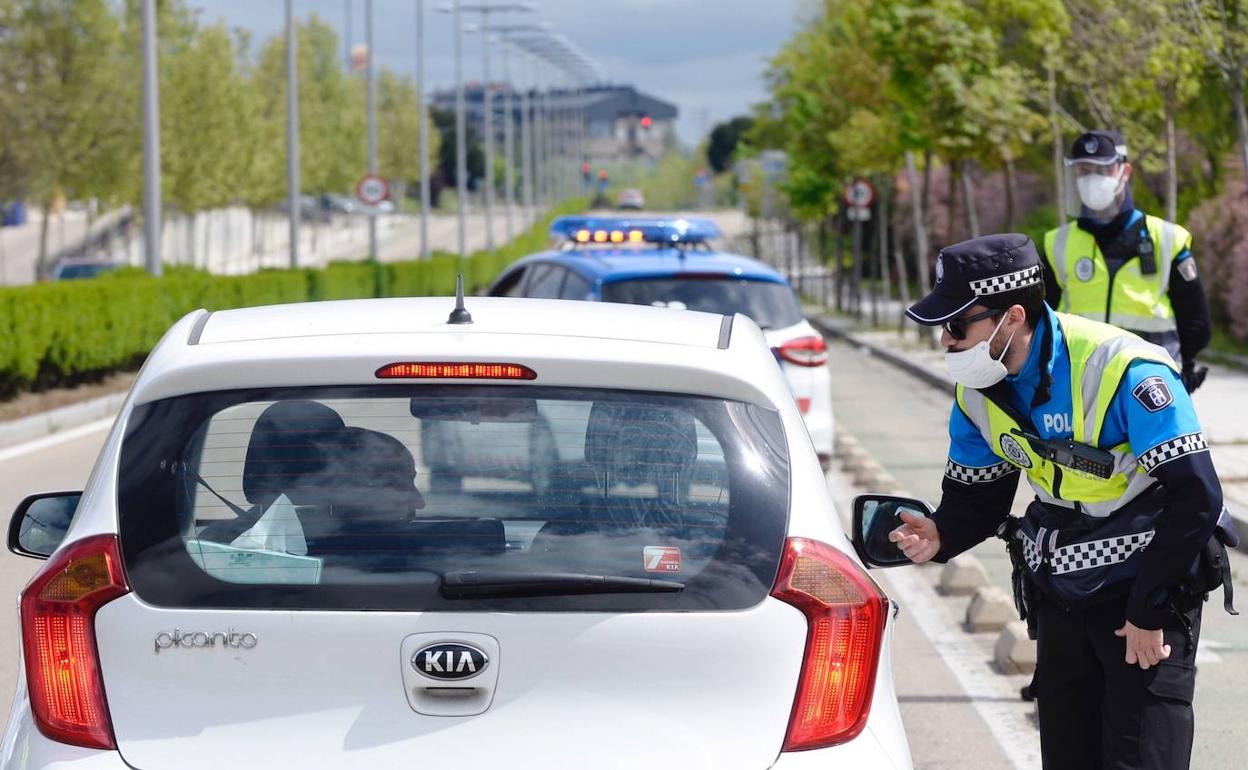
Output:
[242, 400, 346, 507]
[584, 402, 698, 477]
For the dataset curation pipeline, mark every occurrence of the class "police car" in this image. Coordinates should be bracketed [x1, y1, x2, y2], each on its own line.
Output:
[487, 216, 835, 464]
[4, 296, 910, 769]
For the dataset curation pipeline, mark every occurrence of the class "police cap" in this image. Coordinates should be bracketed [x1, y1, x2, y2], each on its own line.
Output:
[1066, 130, 1128, 166]
[906, 233, 1043, 325]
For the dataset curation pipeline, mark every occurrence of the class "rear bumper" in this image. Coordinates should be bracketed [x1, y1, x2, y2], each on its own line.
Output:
[769, 727, 908, 769]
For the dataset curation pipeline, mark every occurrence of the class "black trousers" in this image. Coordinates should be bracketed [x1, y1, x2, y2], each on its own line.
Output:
[1035, 593, 1201, 770]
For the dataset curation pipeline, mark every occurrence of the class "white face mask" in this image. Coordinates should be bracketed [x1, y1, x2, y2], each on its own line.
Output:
[1076, 170, 1123, 211]
[944, 314, 1016, 389]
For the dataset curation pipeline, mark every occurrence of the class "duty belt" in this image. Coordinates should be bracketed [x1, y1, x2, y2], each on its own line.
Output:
[1020, 526, 1155, 576]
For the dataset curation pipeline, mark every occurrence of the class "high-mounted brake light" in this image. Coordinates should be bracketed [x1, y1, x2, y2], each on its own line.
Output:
[575, 229, 591, 243]
[775, 336, 829, 367]
[593, 230, 609, 243]
[610, 230, 625, 243]
[21, 534, 129, 750]
[628, 229, 645, 243]
[771, 538, 888, 751]
[375, 362, 537, 380]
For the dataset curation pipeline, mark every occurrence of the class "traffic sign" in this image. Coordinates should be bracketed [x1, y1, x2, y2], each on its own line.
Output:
[847, 206, 872, 222]
[843, 177, 876, 208]
[355, 173, 390, 206]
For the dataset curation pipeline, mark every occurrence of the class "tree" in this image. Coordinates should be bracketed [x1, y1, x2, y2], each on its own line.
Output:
[1181, 0, 1248, 195]
[0, 0, 135, 276]
[431, 106, 483, 193]
[250, 14, 365, 204]
[706, 116, 754, 174]
[378, 71, 440, 203]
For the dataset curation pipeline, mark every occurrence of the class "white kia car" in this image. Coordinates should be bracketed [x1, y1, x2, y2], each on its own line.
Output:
[3, 296, 909, 769]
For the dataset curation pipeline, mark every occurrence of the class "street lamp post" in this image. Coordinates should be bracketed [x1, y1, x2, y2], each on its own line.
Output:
[417, 0, 430, 259]
[366, 0, 378, 262]
[141, 0, 162, 276]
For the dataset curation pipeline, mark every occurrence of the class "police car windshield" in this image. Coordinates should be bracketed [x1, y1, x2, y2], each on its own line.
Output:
[602, 277, 803, 330]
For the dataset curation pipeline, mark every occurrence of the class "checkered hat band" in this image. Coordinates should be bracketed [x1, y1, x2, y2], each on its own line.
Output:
[968, 264, 1042, 296]
[1138, 432, 1208, 473]
[945, 459, 1017, 485]
[1049, 530, 1155, 575]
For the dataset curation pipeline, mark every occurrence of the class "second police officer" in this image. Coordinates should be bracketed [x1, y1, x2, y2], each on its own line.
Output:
[1042, 130, 1213, 391]
[891, 233, 1236, 769]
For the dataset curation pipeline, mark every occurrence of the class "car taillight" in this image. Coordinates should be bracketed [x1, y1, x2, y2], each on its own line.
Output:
[771, 537, 888, 751]
[20, 534, 129, 750]
[774, 336, 828, 367]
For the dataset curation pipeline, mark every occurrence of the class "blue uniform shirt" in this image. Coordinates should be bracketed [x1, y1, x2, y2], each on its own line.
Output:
[947, 306, 1201, 476]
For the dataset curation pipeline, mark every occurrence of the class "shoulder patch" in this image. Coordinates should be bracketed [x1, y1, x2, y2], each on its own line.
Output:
[1177, 259, 1198, 282]
[999, 434, 1033, 468]
[1132, 375, 1174, 413]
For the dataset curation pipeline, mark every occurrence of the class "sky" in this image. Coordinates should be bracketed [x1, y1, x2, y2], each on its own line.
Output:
[192, 0, 804, 146]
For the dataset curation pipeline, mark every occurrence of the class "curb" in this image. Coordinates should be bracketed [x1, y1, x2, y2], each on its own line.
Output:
[0, 392, 125, 451]
[814, 313, 1248, 552]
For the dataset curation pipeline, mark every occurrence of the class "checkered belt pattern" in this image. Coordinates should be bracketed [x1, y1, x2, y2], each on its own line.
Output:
[945, 459, 1017, 485]
[968, 264, 1042, 296]
[1049, 530, 1155, 575]
[1138, 432, 1208, 473]
[1021, 531, 1042, 572]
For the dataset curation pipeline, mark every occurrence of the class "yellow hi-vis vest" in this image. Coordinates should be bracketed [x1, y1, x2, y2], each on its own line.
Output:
[1043, 215, 1191, 335]
[956, 313, 1179, 518]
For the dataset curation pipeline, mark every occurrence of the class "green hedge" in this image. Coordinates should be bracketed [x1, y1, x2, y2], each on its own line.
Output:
[0, 200, 584, 398]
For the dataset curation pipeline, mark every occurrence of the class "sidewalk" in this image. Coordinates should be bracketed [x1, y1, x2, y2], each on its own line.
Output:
[814, 312, 1248, 537]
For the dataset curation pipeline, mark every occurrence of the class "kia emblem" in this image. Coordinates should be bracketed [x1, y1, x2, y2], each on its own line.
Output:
[412, 642, 489, 680]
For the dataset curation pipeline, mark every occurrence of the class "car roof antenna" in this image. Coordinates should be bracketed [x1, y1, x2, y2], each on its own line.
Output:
[447, 274, 473, 325]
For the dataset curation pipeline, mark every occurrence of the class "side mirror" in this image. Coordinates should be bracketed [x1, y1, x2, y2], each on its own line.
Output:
[8, 491, 81, 560]
[851, 494, 935, 568]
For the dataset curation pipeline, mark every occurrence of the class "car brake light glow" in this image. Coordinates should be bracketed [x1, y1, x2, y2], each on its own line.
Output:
[20, 534, 130, 750]
[771, 537, 888, 751]
[575, 229, 591, 243]
[775, 336, 829, 367]
[796, 397, 811, 414]
[593, 230, 608, 243]
[628, 229, 644, 243]
[375, 362, 538, 380]
[610, 230, 625, 243]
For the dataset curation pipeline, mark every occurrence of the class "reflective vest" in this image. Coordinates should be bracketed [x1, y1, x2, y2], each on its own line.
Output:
[1043, 215, 1190, 335]
[956, 313, 1178, 518]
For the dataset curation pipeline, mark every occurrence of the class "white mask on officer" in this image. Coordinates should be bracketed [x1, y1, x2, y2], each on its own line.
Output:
[945, 313, 1016, 389]
[1076, 169, 1124, 212]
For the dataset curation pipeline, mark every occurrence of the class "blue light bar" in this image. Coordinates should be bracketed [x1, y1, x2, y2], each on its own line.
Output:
[550, 216, 722, 244]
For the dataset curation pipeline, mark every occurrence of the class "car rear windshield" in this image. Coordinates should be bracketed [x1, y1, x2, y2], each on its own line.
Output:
[602, 277, 803, 330]
[118, 386, 790, 611]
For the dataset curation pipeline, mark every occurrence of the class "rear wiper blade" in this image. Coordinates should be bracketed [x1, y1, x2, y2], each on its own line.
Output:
[440, 570, 685, 599]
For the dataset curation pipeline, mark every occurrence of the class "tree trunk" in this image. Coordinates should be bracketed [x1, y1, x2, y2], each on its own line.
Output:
[1004, 157, 1018, 231]
[904, 150, 930, 333]
[948, 163, 960, 245]
[835, 212, 846, 312]
[1232, 81, 1248, 199]
[921, 148, 933, 220]
[874, 175, 889, 328]
[1165, 103, 1178, 223]
[962, 160, 980, 238]
[893, 244, 912, 333]
[850, 216, 863, 320]
[36, 201, 53, 280]
[1048, 61, 1068, 222]
[819, 217, 830, 309]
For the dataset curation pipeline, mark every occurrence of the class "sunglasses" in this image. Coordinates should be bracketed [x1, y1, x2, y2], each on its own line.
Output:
[943, 308, 1003, 341]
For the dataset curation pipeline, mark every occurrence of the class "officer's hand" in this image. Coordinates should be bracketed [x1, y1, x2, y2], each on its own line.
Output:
[888, 510, 941, 564]
[1114, 621, 1171, 670]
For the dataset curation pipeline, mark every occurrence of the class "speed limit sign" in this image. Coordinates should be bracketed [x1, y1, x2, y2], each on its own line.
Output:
[355, 173, 390, 206]
[843, 177, 876, 208]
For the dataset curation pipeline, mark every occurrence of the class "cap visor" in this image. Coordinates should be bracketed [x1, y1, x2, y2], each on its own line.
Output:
[1063, 156, 1119, 167]
[906, 291, 977, 325]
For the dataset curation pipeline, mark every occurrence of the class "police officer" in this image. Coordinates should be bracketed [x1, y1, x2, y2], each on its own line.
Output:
[1042, 130, 1212, 391]
[894, 233, 1230, 769]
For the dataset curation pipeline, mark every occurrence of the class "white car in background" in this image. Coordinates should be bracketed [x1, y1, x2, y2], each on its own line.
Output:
[4, 296, 910, 769]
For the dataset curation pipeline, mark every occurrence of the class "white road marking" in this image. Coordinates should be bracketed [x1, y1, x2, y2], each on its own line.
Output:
[884, 566, 1043, 770]
[0, 418, 114, 463]
[1197, 637, 1229, 664]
